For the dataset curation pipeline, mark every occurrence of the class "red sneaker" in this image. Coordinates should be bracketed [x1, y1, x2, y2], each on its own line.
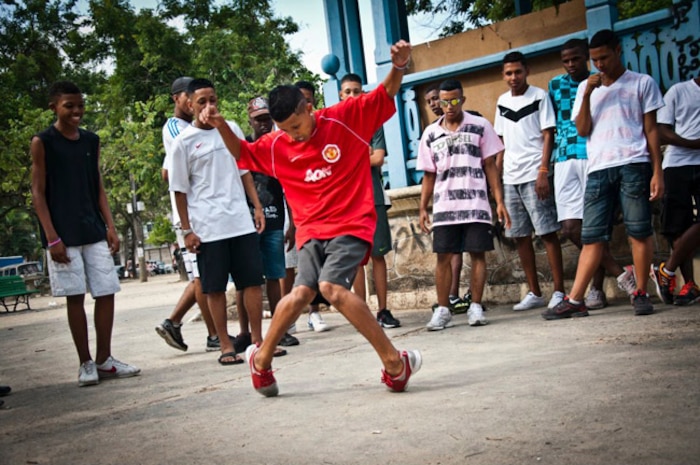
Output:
[381, 350, 422, 392]
[245, 344, 278, 397]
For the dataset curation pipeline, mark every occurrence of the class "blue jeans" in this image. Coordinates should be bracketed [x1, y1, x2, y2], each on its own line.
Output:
[581, 163, 653, 244]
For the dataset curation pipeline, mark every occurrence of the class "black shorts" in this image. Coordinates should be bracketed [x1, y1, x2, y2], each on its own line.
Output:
[661, 165, 700, 240]
[433, 222, 494, 254]
[372, 205, 392, 257]
[197, 233, 265, 293]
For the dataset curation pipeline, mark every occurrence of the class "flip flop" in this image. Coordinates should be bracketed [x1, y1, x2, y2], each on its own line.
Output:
[218, 351, 243, 365]
[273, 347, 287, 357]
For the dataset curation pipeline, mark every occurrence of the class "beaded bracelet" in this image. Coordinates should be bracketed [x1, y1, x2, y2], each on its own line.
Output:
[48, 237, 62, 247]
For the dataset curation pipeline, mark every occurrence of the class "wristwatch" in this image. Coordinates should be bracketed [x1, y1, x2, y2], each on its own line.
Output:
[182, 228, 194, 237]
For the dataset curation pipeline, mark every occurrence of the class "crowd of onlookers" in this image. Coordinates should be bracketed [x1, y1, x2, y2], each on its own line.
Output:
[12, 29, 696, 401]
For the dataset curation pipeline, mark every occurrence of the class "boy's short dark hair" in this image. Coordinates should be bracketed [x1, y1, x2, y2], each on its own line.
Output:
[439, 79, 462, 93]
[424, 82, 439, 95]
[503, 51, 527, 67]
[294, 80, 315, 97]
[589, 29, 619, 49]
[340, 73, 362, 85]
[49, 81, 81, 102]
[187, 78, 214, 95]
[269, 85, 305, 122]
[562, 38, 588, 54]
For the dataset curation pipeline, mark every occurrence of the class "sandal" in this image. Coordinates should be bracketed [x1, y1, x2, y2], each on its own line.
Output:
[273, 347, 287, 357]
[218, 351, 243, 365]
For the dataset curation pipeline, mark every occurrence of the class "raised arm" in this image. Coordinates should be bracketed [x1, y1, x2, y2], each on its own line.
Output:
[575, 74, 601, 137]
[381, 40, 412, 99]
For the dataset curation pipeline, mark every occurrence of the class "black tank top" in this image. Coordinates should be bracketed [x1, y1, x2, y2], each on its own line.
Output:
[36, 125, 106, 247]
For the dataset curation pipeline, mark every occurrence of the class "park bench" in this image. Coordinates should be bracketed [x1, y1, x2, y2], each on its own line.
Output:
[0, 275, 40, 312]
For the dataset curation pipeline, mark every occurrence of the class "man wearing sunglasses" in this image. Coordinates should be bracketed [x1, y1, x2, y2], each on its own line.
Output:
[418, 79, 511, 331]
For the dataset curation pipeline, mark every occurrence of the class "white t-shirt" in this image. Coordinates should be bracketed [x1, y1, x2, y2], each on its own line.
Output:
[572, 70, 664, 174]
[657, 79, 700, 169]
[162, 116, 190, 227]
[494, 85, 555, 185]
[168, 121, 254, 243]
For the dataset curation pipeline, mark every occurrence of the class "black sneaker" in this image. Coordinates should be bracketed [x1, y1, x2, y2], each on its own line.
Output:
[632, 290, 654, 315]
[155, 319, 188, 351]
[541, 297, 589, 320]
[377, 309, 401, 328]
[206, 334, 238, 352]
[278, 332, 299, 347]
[233, 333, 252, 354]
[649, 263, 675, 304]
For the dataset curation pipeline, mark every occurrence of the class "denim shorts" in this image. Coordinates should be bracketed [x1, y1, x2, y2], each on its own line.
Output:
[258, 229, 285, 280]
[581, 163, 653, 244]
[504, 180, 560, 238]
[46, 241, 120, 298]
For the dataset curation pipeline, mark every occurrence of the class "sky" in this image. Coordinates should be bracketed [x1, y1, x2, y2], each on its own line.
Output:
[117, 0, 447, 82]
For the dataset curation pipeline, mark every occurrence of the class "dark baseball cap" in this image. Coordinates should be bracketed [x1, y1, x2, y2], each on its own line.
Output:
[247, 96, 270, 117]
[171, 77, 194, 95]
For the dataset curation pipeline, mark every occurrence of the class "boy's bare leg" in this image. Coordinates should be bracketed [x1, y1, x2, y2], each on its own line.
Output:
[569, 242, 605, 300]
[207, 292, 235, 356]
[372, 256, 388, 310]
[516, 236, 542, 296]
[469, 252, 486, 302]
[436, 253, 452, 307]
[242, 285, 264, 344]
[93, 294, 115, 364]
[169, 281, 196, 323]
[318, 282, 403, 377]
[667, 224, 700, 279]
[193, 279, 216, 337]
[630, 236, 654, 293]
[353, 266, 366, 301]
[235, 290, 250, 336]
[253, 286, 315, 368]
[66, 294, 91, 364]
[450, 253, 463, 297]
[541, 231, 565, 292]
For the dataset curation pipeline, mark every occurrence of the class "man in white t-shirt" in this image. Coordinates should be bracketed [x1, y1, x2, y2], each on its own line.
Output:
[155, 77, 219, 353]
[649, 77, 700, 306]
[494, 51, 565, 312]
[169, 78, 266, 365]
[544, 29, 664, 319]
[419, 78, 509, 330]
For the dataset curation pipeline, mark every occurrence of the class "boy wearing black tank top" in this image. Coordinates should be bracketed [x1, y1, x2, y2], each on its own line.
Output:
[31, 81, 140, 387]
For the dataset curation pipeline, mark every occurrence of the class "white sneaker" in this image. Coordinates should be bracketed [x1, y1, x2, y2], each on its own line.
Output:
[585, 287, 608, 310]
[513, 292, 547, 311]
[307, 311, 330, 332]
[287, 323, 297, 335]
[547, 291, 565, 309]
[78, 360, 99, 387]
[96, 356, 141, 379]
[467, 303, 488, 326]
[426, 306, 454, 331]
[617, 265, 637, 301]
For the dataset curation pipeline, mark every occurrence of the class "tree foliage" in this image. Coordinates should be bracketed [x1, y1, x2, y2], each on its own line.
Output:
[406, 0, 674, 37]
[0, 0, 320, 260]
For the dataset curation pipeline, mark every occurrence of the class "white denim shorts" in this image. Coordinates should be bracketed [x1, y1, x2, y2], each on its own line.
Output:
[47, 241, 120, 298]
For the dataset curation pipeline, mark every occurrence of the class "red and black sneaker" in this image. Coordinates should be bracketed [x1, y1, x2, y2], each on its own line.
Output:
[675, 281, 700, 306]
[541, 296, 589, 320]
[381, 350, 422, 392]
[245, 344, 278, 397]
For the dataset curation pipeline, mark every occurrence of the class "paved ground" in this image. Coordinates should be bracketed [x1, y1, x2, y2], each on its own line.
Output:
[1, 274, 699, 465]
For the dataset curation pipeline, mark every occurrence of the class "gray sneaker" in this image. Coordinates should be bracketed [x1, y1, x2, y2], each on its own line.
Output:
[78, 360, 99, 387]
[426, 306, 454, 331]
[155, 319, 188, 352]
[632, 291, 654, 316]
[585, 287, 608, 310]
